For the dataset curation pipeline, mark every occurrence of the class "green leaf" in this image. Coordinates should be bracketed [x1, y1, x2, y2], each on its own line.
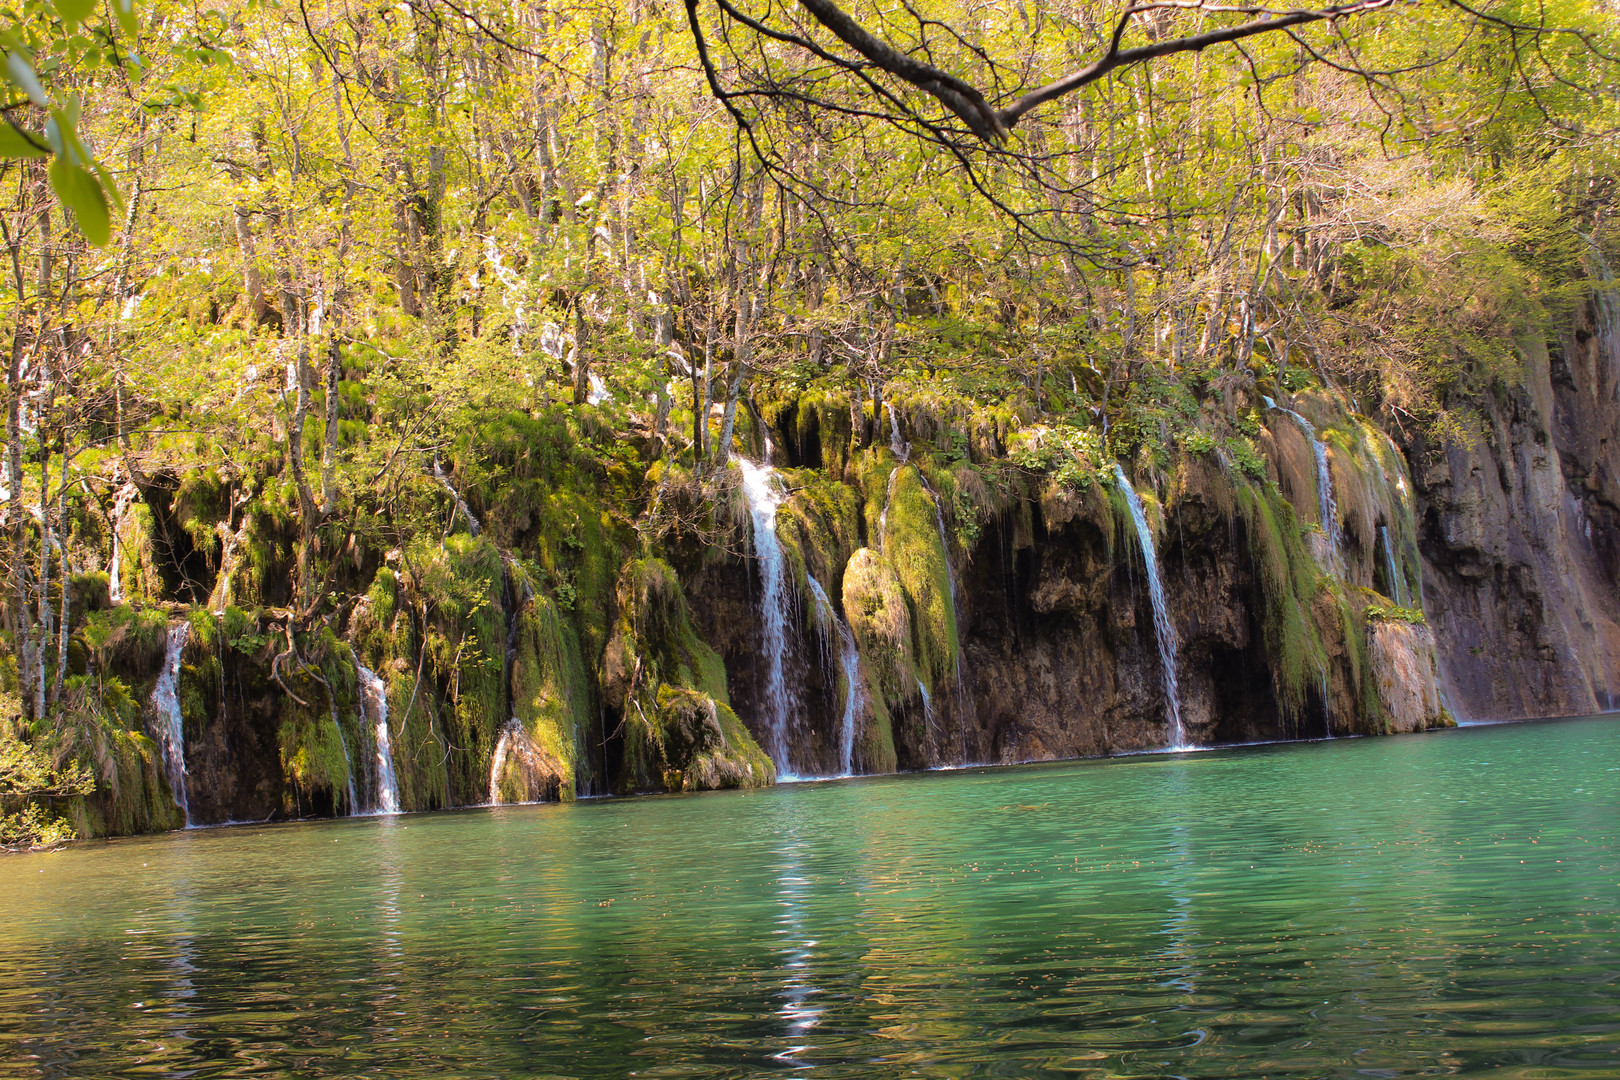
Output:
[4, 52, 46, 106]
[53, 0, 96, 27]
[113, 0, 138, 36]
[48, 158, 110, 246]
[0, 124, 49, 159]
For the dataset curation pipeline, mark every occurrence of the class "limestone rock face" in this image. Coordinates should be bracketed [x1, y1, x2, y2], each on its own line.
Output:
[1369, 621, 1448, 733]
[1412, 295, 1620, 720]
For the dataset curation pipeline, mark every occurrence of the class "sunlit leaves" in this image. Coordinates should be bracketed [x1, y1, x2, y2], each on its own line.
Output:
[0, 1, 140, 245]
[48, 156, 109, 244]
[52, 0, 96, 27]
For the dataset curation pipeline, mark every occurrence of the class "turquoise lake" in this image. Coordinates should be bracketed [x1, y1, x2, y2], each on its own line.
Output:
[2, 716, 1617, 1078]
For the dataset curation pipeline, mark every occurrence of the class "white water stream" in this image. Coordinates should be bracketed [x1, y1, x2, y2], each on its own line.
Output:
[149, 623, 193, 824]
[1114, 464, 1187, 749]
[1379, 525, 1407, 607]
[808, 575, 863, 777]
[739, 458, 797, 777]
[356, 661, 400, 814]
[1265, 397, 1340, 561]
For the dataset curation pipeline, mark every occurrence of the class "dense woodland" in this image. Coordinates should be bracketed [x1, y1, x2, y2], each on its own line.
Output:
[0, 0, 1615, 847]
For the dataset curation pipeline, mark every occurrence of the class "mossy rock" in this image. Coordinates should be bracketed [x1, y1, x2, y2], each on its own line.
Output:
[842, 547, 916, 706]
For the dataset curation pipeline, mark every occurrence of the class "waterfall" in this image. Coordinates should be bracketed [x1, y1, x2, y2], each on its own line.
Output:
[489, 719, 518, 803]
[808, 575, 862, 777]
[917, 472, 975, 764]
[149, 623, 192, 824]
[887, 402, 909, 460]
[1379, 525, 1406, 607]
[1113, 464, 1187, 749]
[489, 717, 549, 804]
[805, 575, 835, 682]
[877, 466, 902, 541]
[109, 528, 122, 602]
[1264, 398, 1340, 559]
[738, 458, 797, 777]
[356, 662, 400, 814]
[836, 621, 862, 776]
[916, 678, 936, 761]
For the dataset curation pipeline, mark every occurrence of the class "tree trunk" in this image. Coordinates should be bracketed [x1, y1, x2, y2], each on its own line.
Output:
[52, 467, 67, 707]
[35, 438, 49, 722]
[321, 335, 340, 514]
[233, 208, 269, 325]
[714, 292, 755, 465]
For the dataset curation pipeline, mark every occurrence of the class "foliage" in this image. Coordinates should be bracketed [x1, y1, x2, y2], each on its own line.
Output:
[1365, 605, 1428, 625]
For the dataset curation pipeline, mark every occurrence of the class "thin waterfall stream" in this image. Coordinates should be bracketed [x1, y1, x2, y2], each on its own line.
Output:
[328, 696, 359, 814]
[1264, 397, 1340, 561]
[835, 621, 862, 776]
[917, 471, 970, 765]
[355, 658, 400, 814]
[738, 458, 797, 777]
[148, 623, 193, 824]
[1379, 525, 1407, 606]
[489, 717, 551, 804]
[1113, 465, 1187, 749]
[807, 576, 862, 776]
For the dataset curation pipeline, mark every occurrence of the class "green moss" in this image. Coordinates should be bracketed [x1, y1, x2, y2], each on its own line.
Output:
[841, 547, 915, 705]
[173, 468, 229, 568]
[780, 468, 862, 596]
[117, 503, 163, 604]
[509, 585, 592, 800]
[880, 466, 960, 694]
[48, 679, 184, 839]
[273, 627, 364, 817]
[411, 534, 506, 805]
[637, 684, 775, 791]
[605, 558, 773, 793]
[1233, 476, 1331, 729]
[74, 605, 170, 682]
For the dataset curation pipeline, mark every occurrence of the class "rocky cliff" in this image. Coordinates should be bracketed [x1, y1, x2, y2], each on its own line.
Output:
[1409, 292, 1620, 719]
[40, 297, 1618, 836]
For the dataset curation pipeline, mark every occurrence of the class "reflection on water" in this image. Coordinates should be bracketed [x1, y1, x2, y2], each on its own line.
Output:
[772, 833, 821, 1069]
[2, 716, 1619, 1079]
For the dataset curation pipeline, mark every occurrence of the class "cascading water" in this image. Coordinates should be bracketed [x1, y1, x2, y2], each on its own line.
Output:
[916, 475, 960, 608]
[916, 678, 936, 761]
[887, 402, 909, 460]
[877, 466, 902, 542]
[808, 575, 863, 777]
[489, 719, 518, 803]
[836, 622, 862, 776]
[489, 716, 552, 804]
[1113, 464, 1187, 749]
[109, 530, 122, 603]
[356, 661, 400, 814]
[149, 623, 193, 824]
[917, 472, 973, 764]
[1379, 525, 1407, 607]
[1264, 397, 1339, 560]
[738, 458, 797, 777]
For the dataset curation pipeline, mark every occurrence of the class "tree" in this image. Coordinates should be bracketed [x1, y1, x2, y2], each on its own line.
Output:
[682, 0, 1620, 255]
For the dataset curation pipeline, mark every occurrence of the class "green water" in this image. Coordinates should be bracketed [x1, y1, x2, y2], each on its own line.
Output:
[2, 718, 1618, 1079]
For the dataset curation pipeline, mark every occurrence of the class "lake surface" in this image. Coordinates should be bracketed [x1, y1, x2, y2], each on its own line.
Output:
[2, 717, 1617, 1079]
